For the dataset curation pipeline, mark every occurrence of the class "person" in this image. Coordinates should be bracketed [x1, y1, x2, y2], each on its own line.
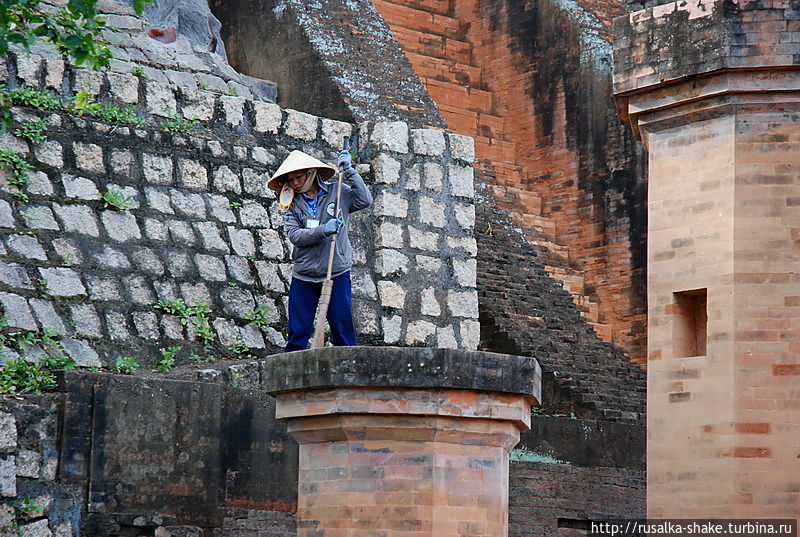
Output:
[267, 148, 373, 352]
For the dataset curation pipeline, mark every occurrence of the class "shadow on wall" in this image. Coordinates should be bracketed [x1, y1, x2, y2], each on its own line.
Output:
[210, 0, 354, 122]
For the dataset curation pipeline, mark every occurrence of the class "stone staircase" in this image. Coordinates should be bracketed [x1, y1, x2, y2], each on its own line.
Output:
[371, 0, 616, 343]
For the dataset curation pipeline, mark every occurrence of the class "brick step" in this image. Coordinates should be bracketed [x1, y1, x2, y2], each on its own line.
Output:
[438, 105, 511, 143]
[425, 78, 493, 114]
[474, 136, 517, 164]
[375, 0, 452, 17]
[406, 51, 483, 86]
[373, 0, 464, 40]
[388, 26, 472, 64]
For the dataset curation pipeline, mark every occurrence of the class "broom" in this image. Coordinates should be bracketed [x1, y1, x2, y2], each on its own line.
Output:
[310, 136, 349, 349]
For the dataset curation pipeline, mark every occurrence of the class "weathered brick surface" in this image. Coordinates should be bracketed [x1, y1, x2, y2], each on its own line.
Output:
[475, 179, 646, 422]
[615, 0, 800, 517]
[373, 0, 649, 362]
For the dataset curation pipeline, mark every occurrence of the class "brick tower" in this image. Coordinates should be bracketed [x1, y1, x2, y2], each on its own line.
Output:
[614, 0, 800, 517]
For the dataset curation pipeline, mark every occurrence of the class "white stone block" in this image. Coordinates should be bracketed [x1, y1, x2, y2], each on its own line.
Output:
[378, 281, 405, 309]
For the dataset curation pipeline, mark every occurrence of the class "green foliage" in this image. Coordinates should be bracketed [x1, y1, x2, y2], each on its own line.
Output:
[0, 149, 32, 189]
[230, 370, 244, 388]
[0, 323, 75, 395]
[189, 352, 210, 367]
[20, 495, 44, 520]
[114, 356, 139, 374]
[160, 113, 199, 133]
[0, 0, 152, 71]
[98, 187, 134, 211]
[531, 406, 544, 415]
[153, 299, 216, 349]
[244, 305, 270, 327]
[130, 66, 148, 80]
[13, 118, 46, 143]
[227, 333, 255, 360]
[154, 346, 180, 372]
[227, 281, 237, 287]
[228, 200, 242, 209]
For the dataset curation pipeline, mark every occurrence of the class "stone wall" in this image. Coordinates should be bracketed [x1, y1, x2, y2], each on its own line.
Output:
[0, 48, 478, 369]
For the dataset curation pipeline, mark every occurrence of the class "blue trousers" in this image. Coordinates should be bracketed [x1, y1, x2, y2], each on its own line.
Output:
[285, 272, 357, 352]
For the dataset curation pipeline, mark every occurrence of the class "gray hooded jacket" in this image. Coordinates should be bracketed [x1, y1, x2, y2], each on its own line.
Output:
[283, 168, 373, 282]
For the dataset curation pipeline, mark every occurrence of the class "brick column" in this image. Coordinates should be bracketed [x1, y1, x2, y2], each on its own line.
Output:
[614, 0, 800, 518]
[263, 347, 541, 536]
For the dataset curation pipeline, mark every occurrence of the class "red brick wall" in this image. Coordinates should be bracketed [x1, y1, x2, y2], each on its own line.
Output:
[372, 0, 648, 363]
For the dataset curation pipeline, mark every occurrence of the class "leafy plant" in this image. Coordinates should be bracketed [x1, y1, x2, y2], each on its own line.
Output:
[130, 66, 148, 80]
[153, 299, 216, 349]
[20, 495, 44, 520]
[160, 113, 199, 133]
[244, 305, 270, 327]
[227, 333, 255, 360]
[189, 352, 210, 367]
[98, 187, 134, 211]
[227, 281, 237, 287]
[230, 370, 244, 388]
[114, 356, 139, 375]
[154, 346, 180, 373]
[14, 119, 47, 143]
[0, 150, 33, 189]
[0, 357, 57, 394]
[228, 200, 242, 209]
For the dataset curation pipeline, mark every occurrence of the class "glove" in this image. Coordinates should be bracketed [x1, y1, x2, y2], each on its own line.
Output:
[337, 150, 353, 171]
[322, 218, 342, 236]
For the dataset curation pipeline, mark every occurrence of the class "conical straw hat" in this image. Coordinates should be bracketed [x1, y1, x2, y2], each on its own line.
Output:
[268, 150, 336, 191]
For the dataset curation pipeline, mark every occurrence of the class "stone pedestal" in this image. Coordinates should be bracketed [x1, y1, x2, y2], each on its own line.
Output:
[614, 0, 800, 518]
[263, 347, 541, 537]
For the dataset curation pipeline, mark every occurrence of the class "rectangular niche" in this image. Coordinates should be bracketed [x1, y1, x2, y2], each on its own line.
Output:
[672, 288, 708, 358]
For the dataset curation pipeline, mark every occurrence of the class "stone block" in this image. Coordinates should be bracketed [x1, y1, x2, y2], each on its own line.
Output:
[0, 261, 32, 290]
[240, 201, 270, 228]
[405, 320, 436, 344]
[446, 236, 478, 256]
[373, 154, 401, 184]
[205, 194, 236, 223]
[411, 128, 446, 156]
[108, 72, 139, 104]
[253, 101, 282, 133]
[0, 456, 15, 497]
[101, 211, 141, 242]
[0, 292, 37, 331]
[6, 234, 47, 261]
[16, 449, 40, 478]
[110, 150, 136, 176]
[171, 190, 207, 218]
[132, 311, 160, 340]
[375, 249, 408, 277]
[179, 283, 211, 306]
[70, 304, 102, 338]
[374, 191, 408, 218]
[418, 197, 446, 228]
[194, 222, 230, 252]
[220, 288, 255, 319]
[453, 204, 475, 230]
[196, 254, 227, 281]
[62, 174, 100, 200]
[39, 268, 85, 297]
[460, 319, 480, 350]
[382, 315, 402, 344]
[228, 227, 256, 256]
[15, 52, 42, 86]
[372, 122, 408, 153]
[166, 251, 193, 278]
[20, 205, 58, 231]
[453, 258, 477, 288]
[147, 82, 177, 116]
[145, 187, 174, 214]
[257, 229, 285, 259]
[87, 276, 121, 301]
[220, 96, 245, 127]
[226, 256, 254, 284]
[409, 227, 438, 251]
[74, 68, 102, 95]
[144, 218, 169, 242]
[321, 118, 353, 148]
[91, 245, 131, 269]
[143, 154, 173, 185]
[213, 166, 241, 193]
[251, 147, 275, 165]
[378, 281, 405, 309]
[166, 220, 196, 247]
[437, 326, 458, 349]
[34, 141, 63, 168]
[178, 159, 209, 191]
[353, 300, 379, 335]
[422, 162, 443, 192]
[125, 276, 156, 305]
[376, 221, 403, 249]
[447, 133, 475, 163]
[447, 290, 479, 319]
[181, 89, 215, 121]
[284, 109, 318, 140]
[29, 299, 67, 335]
[0, 200, 13, 229]
[0, 413, 16, 452]
[255, 261, 285, 293]
[61, 338, 100, 367]
[73, 142, 106, 174]
[242, 168, 273, 199]
[352, 269, 377, 300]
[448, 165, 475, 199]
[106, 310, 131, 340]
[421, 287, 441, 317]
[53, 204, 100, 236]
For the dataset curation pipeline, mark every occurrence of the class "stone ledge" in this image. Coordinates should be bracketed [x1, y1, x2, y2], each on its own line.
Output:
[263, 346, 542, 403]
